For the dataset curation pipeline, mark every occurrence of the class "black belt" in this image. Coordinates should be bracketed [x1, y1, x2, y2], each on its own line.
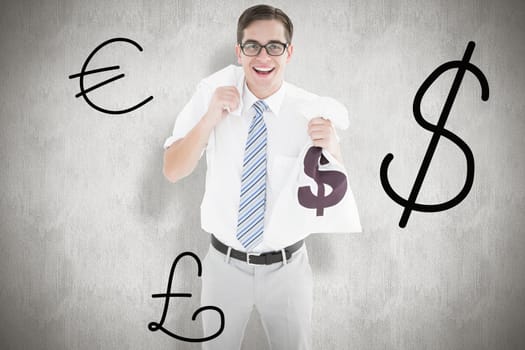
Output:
[211, 234, 304, 265]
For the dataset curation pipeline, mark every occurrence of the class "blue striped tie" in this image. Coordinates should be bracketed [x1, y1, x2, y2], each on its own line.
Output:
[236, 100, 269, 250]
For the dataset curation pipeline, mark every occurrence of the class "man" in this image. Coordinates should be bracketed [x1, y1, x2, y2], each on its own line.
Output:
[163, 4, 343, 349]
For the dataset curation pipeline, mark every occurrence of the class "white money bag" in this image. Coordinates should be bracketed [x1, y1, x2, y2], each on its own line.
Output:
[264, 96, 362, 249]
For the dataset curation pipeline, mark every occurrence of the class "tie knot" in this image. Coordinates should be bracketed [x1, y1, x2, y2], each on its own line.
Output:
[253, 100, 268, 114]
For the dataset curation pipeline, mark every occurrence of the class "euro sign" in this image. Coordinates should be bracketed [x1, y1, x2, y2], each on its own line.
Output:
[68, 37, 153, 114]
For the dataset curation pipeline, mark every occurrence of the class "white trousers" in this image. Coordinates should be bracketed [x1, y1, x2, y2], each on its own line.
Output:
[200, 241, 313, 350]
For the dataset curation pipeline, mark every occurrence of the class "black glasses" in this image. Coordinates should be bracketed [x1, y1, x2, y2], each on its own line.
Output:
[239, 41, 289, 56]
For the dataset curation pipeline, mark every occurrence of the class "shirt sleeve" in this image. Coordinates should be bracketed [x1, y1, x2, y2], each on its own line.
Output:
[163, 80, 213, 150]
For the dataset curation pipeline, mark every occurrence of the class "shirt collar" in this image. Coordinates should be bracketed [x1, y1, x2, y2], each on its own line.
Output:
[262, 81, 287, 116]
[231, 68, 287, 117]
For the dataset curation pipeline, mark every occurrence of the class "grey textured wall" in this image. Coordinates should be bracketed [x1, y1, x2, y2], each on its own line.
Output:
[1, 0, 524, 349]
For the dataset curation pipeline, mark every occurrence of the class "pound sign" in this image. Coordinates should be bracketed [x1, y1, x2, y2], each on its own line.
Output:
[148, 252, 224, 342]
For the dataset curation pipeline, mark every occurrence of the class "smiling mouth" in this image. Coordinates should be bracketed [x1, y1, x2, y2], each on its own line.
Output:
[253, 67, 275, 76]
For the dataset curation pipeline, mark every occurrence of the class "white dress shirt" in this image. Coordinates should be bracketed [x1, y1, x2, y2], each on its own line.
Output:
[164, 65, 355, 252]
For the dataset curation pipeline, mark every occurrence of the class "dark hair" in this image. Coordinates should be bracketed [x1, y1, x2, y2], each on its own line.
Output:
[237, 4, 294, 44]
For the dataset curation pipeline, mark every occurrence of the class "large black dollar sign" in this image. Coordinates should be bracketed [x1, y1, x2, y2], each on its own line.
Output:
[380, 41, 489, 228]
[298, 146, 347, 216]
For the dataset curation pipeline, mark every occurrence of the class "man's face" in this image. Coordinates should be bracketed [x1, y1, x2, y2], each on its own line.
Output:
[236, 19, 294, 98]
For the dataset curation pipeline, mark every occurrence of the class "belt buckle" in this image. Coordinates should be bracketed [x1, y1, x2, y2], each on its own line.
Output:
[246, 252, 261, 265]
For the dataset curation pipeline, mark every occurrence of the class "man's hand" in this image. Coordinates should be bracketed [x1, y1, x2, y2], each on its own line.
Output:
[163, 86, 240, 183]
[307, 117, 343, 163]
[203, 86, 240, 127]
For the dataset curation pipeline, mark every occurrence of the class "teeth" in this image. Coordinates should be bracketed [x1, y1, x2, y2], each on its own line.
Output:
[254, 67, 273, 72]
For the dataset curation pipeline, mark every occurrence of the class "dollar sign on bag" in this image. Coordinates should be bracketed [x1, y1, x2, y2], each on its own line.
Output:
[298, 146, 347, 216]
[380, 41, 489, 228]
